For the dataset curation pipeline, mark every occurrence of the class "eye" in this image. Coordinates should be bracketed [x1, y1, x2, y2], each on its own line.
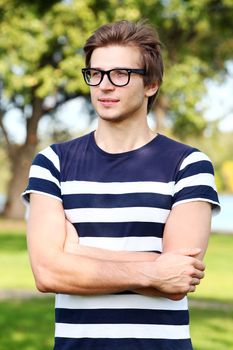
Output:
[90, 70, 101, 78]
[114, 69, 128, 77]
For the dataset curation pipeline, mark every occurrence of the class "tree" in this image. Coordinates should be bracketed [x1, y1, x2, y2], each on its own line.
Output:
[0, 0, 233, 218]
[0, 0, 106, 218]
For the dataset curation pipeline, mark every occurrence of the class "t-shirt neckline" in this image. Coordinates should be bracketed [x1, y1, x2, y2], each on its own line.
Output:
[90, 131, 161, 158]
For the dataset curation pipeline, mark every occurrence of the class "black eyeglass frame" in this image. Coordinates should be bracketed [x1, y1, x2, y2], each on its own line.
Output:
[82, 68, 146, 87]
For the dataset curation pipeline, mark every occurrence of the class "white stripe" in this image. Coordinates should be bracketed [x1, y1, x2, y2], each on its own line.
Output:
[21, 190, 62, 202]
[61, 180, 175, 195]
[179, 152, 211, 170]
[174, 173, 217, 194]
[65, 207, 169, 223]
[79, 236, 162, 251]
[55, 293, 188, 311]
[55, 323, 190, 339]
[29, 165, 61, 189]
[39, 146, 60, 171]
[173, 197, 220, 210]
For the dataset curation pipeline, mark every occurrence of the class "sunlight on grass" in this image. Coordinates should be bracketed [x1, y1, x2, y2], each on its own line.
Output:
[0, 232, 35, 289]
[0, 252, 35, 289]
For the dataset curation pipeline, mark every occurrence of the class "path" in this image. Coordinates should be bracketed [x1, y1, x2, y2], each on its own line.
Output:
[0, 289, 232, 311]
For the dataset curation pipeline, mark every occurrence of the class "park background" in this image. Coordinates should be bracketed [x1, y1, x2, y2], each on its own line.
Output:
[0, 0, 232, 349]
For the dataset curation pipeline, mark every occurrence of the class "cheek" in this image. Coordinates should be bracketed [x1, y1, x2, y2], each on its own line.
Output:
[90, 89, 98, 105]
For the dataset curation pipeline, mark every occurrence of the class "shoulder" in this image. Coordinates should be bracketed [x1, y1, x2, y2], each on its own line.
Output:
[157, 134, 207, 169]
[157, 134, 196, 155]
[50, 132, 92, 158]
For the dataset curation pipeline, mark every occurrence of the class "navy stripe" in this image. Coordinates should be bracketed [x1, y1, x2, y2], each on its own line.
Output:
[27, 178, 61, 198]
[62, 193, 172, 210]
[54, 337, 193, 350]
[55, 308, 189, 326]
[174, 185, 219, 205]
[177, 160, 214, 179]
[75, 222, 164, 238]
[33, 153, 60, 180]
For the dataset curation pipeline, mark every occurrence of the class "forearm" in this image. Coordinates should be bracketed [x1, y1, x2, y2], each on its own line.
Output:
[63, 244, 186, 299]
[33, 248, 153, 295]
[67, 243, 159, 262]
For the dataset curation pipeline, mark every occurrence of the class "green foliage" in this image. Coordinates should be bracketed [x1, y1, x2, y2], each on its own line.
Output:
[0, 0, 233, 139]
[0, 0, 233, 218]
[0, 0, 96, 101]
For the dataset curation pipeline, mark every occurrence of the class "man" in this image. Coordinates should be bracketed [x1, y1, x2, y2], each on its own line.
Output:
[23, 20, 220, 350]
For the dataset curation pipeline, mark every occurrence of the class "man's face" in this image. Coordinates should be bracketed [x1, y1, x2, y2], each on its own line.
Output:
[89, 45, 154, 123]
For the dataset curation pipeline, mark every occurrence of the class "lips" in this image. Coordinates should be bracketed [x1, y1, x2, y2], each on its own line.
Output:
[98, 97, 119, 106]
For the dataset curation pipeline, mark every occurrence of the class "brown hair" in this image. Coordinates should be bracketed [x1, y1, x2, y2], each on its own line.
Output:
[83, 20, 164, 112]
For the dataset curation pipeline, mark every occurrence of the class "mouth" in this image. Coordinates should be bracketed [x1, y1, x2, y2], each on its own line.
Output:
[98, 97, 119, 107]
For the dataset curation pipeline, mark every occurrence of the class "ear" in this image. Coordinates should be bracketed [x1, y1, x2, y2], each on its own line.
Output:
[145, 82, 158, 97]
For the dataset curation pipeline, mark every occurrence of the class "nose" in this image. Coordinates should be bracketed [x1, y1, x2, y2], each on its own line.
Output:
[99, 73, 115, 90]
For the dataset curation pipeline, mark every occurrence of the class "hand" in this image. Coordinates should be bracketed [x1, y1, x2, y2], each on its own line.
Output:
[63, 220, 79, 253]
[146, 248, 205, 295]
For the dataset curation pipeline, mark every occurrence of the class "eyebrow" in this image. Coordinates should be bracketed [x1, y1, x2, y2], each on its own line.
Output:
[89, 67, 140, 71]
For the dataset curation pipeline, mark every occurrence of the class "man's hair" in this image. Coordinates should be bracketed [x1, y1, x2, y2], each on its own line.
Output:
[83, 20, 164, 113]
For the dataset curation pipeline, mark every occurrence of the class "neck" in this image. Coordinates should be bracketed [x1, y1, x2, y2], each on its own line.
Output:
[95, 118, 157, 154]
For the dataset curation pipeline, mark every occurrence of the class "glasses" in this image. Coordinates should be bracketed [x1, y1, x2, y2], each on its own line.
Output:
[82, 68, 145, 87]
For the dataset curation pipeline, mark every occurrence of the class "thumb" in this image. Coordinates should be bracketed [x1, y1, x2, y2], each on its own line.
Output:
[173, 247, 202, 257]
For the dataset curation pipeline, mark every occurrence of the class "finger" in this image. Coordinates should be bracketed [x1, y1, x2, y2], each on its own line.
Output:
[193, 258, 205, 271]
[192, 269, 205, 279]
[191, 278, 200, 286]
[189, 285, 196, 293]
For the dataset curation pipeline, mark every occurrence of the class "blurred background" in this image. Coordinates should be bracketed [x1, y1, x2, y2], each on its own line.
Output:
[0, 0, 232, 349]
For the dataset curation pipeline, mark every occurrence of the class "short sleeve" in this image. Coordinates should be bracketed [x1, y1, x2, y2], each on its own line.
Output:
[173, 151, 220, 215]
[21, 145, 61, 205]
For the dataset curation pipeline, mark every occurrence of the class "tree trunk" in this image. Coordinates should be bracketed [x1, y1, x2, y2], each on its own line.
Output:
[3, 144, 37, 219]
[3, 96, 44, 219]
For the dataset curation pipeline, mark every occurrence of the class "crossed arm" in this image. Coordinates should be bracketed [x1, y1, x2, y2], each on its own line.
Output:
[27, 193, 211, 299]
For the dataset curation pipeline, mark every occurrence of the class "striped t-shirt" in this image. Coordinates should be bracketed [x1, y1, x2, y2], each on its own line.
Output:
[23, 132, 220, 350]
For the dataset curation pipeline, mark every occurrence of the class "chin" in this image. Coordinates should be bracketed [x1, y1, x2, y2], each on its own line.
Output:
[99, 114, 127, 123]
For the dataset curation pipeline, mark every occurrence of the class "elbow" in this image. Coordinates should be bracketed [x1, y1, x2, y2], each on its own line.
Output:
[35, 280, 50, 293]
[168, 293, 187, 301]
[32, 264, 57, 293]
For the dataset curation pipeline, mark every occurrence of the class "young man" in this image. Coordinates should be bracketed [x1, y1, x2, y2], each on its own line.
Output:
[23, 20, 220, 350]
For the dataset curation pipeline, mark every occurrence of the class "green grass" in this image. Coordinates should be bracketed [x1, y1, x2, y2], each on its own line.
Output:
[190, 306, 233, 350]
[0, 297, 54, 350]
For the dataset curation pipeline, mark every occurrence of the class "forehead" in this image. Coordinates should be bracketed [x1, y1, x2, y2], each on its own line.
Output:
[90, 45, 142, 69]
